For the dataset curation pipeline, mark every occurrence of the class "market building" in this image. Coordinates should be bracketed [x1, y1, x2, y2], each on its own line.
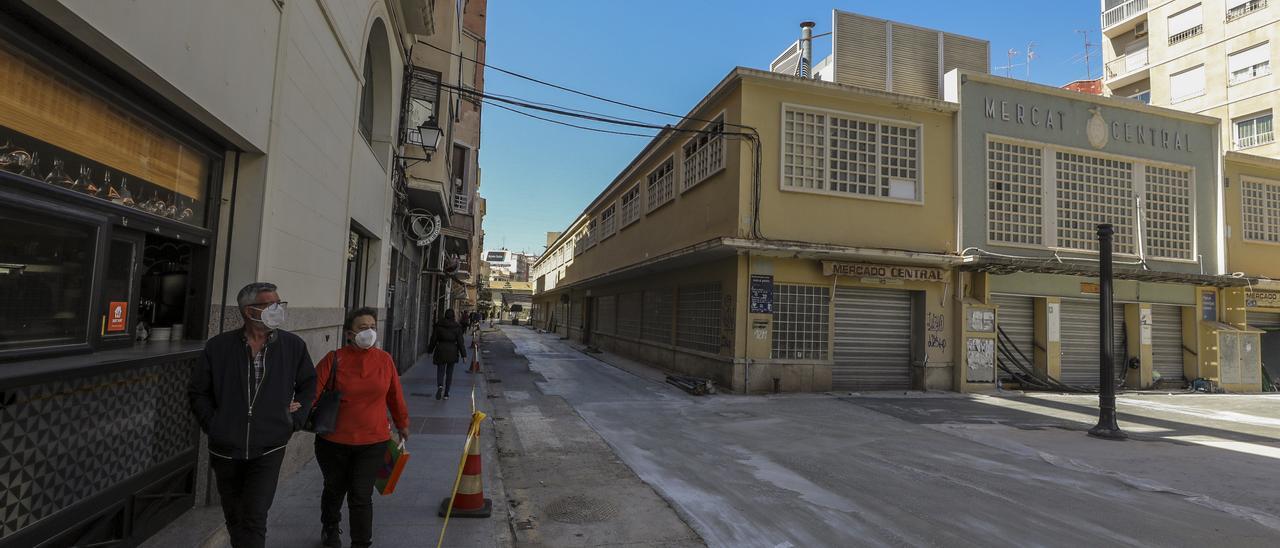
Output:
[1223, 150, 1280, 386]
[0, 1, 473, 545]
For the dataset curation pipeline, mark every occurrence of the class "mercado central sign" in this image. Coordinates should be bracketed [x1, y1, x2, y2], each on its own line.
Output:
[822, 261, 946, 282]
[983, 97, 1195, 153]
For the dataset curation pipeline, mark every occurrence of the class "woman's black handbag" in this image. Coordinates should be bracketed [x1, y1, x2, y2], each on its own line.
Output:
[304, 351, 342, 434]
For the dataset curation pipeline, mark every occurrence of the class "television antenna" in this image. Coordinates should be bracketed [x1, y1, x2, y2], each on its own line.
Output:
[1025, 42, 1037, 81]
[1071, 30, 1099, 80]
[994, 48, 1022, 78]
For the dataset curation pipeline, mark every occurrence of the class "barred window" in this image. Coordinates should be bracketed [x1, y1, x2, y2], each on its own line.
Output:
[682, 116, 725, 191]
[987, 140, 1044, 246]
[620, 185, 641, 228]
[1055, 151, 1136, 254]
[1144, 165, 1194, 260]
[600, 204, 617, 241]
[782, 106, 921, 201]
[676, 283, 722, 353]
[647, 157, 675, 211]
[783, 109, 825, 190]
[641, 288, 673, 343]
[1242, 178, 1280, 243]
[594, 295, 616, 335]
[771, 285, 830, 360]
[617, 292, 642, 339]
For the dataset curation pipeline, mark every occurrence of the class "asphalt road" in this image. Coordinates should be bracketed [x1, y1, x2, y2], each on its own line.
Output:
[499, 326, 1280, 548]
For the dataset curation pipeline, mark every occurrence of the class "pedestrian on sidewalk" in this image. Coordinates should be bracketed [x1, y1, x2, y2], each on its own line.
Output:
[313, 307, 410, 548]
[188, 282, 316, 548]
[427, 308, 466, 400]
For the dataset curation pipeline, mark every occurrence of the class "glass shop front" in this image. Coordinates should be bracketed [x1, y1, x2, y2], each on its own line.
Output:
[0, 17, 223, 547]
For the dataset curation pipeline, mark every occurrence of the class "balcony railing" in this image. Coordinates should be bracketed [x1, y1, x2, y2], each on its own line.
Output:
[1237, 131, 1275, 150]
[1169, 24, 1203, 46]
[1228, 0, 1268, 22]
[1103, 0, 1149, 29]
[1105, 49, 1149, 80]
[1230, 64, 1273, 85]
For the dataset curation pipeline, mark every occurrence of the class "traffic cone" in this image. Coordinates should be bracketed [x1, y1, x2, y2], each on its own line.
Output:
[439, 424, 492, 518]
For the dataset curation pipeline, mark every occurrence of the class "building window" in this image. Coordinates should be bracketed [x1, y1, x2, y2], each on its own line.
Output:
[987, 140, 1044, 246]
[451, 144, 471, 213]
[682, 116, 725, 192]
[599, 203, 617, 240]
[1168, 4, 1203, 46]
[771, 285, 830, 360]
[1228, 43, 1271, 85]
[359, 46, 374, 143]
[1227, 0, 1268, 22]
[594, 295, 616, 335]
[1169, 65, 1206, 102]
[1242, 178, 1280, 243]
[641, 288, 673, 343]
[404, 67, 442, 142]
[1055, 151, 1137, 255]
[676, 282, 722, 353]
[1144, 165, 1195, 260]
[646, 156, 675, 211]
[619, 185, 641, 228]
[0, 205, 97, 352]
[1235, 112, 1274, 149]
[584, 217, 598, 249]
[1130, 90, 1152, 104]
[782, 106, 921, 202]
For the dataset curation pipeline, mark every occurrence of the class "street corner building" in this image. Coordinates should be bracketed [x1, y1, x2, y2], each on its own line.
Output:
[529, 8, 1280, 396]
[0, 0, 487, 546]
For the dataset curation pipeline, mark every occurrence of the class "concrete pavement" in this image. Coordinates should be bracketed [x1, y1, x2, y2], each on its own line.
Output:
[499, 326, 1280, 547]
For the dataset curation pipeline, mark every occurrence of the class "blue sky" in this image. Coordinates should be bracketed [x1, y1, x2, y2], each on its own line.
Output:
[478, 1, 1101, 255]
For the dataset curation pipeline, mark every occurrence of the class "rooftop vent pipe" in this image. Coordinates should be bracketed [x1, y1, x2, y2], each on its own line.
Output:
[798, 21, 815, 78]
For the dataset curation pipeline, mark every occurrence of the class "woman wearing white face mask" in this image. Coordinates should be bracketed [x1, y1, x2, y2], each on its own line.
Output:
[312, 307, 409, 548]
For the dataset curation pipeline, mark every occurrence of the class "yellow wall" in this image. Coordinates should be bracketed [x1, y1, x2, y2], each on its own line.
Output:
[739, 76, 958, 253]
[1224, 153, 1280, 279]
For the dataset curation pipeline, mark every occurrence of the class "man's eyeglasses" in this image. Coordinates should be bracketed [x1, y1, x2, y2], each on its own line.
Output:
[247, 301, 288, 310]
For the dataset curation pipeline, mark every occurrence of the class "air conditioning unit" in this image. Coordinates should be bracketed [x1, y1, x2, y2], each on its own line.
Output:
[1134, 21, 1148, 38]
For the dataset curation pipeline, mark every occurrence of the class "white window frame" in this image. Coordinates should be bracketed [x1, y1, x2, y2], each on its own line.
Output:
[599, 203, 617, 241]
[619, 184, 641, 228]
[983, 134, 1198, 263]
[1240, 176, 1280, 244]
[680, 113, 726, 193]
[1228, 42, 1271, 86]
[779, 103, 925, 205]
[585, 217, 598, 249]
[1234, 111, 1275, 149]
[646, 155, 676, 212]
[1169, 64, 1206, 103]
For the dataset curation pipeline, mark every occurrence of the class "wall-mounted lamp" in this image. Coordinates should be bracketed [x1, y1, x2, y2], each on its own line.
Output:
[407, 123, 443, 158]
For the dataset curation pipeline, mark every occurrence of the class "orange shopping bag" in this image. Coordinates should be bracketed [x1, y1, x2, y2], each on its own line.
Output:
[376, 436, 410, 495]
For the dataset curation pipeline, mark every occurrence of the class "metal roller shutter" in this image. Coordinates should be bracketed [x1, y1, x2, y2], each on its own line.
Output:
[1059, 300, 1126, 386]
[1250, 312, 1280, 331]
[1150, 305, 1186, 386]
[833, 287, 913, 391]
[993, 295, 1035, 380]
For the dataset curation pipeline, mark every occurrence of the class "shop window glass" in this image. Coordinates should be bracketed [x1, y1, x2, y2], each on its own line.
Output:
[101, 238, 138, 341]
[0, 206, 96, 351]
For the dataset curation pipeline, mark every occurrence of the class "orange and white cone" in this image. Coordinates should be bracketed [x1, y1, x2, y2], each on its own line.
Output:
[439, 423, 492, 518]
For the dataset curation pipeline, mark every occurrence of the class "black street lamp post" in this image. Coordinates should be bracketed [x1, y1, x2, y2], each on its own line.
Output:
[1089, 224, 1127, 440]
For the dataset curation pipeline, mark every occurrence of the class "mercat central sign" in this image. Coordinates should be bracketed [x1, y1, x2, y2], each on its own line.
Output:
[983, 98, 1194, 153]
[822, 261, 946, 282]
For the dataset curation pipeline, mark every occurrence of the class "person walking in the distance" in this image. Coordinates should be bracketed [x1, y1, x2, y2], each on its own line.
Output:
[314, 307, 410, 548]
[188, 282, 316, 548]
[427, 308, 466, 400]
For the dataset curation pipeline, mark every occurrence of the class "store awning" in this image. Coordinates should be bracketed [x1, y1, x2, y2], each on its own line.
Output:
[959, 255, 1251, 287]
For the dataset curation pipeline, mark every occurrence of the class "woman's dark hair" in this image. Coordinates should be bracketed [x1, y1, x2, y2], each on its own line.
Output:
[344, 307, 378, 332]
[443, 308, 455, 321]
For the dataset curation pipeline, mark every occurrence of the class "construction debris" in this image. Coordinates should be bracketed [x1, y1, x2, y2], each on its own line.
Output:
[666, 375, 716, 396]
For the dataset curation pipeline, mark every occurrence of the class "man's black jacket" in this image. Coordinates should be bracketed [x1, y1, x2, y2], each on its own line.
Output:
[188, 328, 317, 460]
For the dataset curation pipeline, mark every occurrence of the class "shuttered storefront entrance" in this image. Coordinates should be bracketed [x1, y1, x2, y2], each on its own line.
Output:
[993, 295, 1035, 380]
[1253, 312, 1280, 388]
[1250, 312, 1280, 331]
[1059, 300, 1126, 386]
[832, 287, 913, 391]
[1150, 305, 1186, 386]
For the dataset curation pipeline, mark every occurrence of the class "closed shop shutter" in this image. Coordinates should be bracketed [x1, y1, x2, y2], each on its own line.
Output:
[993, 294, 1035, 380]
[1150, 305, 1186, 385]
[570, 300, 582, 331]
[832, 287, 913, 391]
[1249, 311, 1280, 331]
[1059, 300, 1126, 386]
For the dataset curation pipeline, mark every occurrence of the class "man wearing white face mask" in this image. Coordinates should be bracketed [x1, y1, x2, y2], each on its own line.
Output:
[188, 282, 317, 548]
[312, 307, 409, 548]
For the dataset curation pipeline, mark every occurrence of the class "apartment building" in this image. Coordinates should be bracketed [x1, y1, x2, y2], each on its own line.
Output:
[0, 1, 482, 545]
[1101, 0, 1279, 156]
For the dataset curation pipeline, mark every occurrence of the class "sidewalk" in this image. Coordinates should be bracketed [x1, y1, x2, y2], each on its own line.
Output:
[143, 331, 511, 548]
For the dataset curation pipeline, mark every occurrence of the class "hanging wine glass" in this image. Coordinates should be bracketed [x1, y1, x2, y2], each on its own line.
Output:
[3, 145, 31, 174]
[137, 190, 155, 214]
[0, 141, 12, 170]
[77, 165, 96, 194]
[46, 158, 77, 190]
[152, 190, 168, 216]
[164, 190, 178, 219]
[18, 152, 38, 178]
[177, 197, 194, 222]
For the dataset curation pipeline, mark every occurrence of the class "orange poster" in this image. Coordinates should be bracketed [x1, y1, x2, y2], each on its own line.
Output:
[107, 301, 128, 332]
